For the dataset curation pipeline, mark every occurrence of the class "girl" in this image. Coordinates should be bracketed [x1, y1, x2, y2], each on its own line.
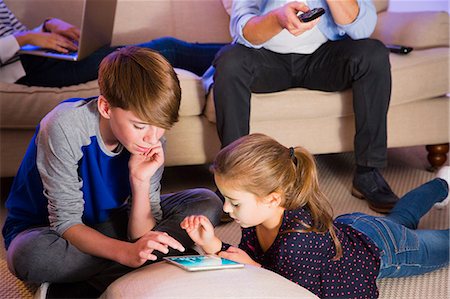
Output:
[181, 133, 449, 299]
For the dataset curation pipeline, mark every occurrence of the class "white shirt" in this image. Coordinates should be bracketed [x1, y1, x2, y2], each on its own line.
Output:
[262, 1, 327, 54]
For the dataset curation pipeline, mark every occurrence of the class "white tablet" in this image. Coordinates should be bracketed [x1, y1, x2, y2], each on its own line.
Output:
[164, 255, 244, 272]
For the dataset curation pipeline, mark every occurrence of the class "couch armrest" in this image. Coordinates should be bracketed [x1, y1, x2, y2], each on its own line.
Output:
[371, 11, 449, 49]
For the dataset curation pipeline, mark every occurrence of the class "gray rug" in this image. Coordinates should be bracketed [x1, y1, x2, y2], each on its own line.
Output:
[0, 146, 448, 298]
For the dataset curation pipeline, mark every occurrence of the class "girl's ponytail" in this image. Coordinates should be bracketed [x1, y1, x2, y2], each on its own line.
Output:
[285, 147, 343, 260]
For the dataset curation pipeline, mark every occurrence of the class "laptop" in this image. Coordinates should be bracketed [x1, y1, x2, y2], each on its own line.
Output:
[19, 0, 117, 61]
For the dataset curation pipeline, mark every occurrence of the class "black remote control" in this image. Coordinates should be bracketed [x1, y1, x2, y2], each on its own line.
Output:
[298, 7, 325, 23]
[386, 44, 413, 55]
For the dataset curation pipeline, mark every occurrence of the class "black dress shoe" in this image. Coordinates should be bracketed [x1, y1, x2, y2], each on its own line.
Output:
[352, 169, 399, 213]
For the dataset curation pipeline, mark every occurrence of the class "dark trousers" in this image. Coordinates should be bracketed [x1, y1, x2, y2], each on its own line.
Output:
[17, 37, 224, 87]
[213, 39, 392, 168]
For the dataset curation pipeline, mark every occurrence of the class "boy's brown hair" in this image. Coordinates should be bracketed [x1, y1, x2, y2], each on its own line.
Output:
[98, 46, 181, 129]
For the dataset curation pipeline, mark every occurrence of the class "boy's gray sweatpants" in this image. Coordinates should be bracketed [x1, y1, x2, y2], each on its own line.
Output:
[6, 188, 222, 292]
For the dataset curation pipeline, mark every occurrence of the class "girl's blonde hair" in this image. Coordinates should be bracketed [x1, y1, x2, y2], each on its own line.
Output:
[211, 133, 342, 260]
[98, 46, 181, 130]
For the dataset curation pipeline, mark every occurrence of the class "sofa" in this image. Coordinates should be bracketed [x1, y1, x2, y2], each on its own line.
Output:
[1, 0, 449, 178]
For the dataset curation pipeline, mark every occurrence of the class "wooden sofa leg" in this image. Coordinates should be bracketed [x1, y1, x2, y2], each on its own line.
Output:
[426, 143, 449, 171]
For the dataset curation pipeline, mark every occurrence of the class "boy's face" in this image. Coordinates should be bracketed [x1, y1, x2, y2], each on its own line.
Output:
[106, 105, 165, 155]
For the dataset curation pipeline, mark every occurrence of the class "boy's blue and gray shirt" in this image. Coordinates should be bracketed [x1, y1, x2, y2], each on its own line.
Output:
[2, 97, 164, 249]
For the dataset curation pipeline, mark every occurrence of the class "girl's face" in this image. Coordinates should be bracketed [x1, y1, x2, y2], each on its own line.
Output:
[215, 174, 277, 228]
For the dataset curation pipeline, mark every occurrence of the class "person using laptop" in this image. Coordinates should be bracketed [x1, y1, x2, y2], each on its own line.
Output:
[0, 0, 224, 87]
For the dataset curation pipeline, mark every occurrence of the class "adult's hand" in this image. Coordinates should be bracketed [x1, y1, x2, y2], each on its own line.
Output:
[44, 18, 81, 41]
[275, 1, 320, 37]
[14, 31, 78, 53]
[242, 1, 320, 45]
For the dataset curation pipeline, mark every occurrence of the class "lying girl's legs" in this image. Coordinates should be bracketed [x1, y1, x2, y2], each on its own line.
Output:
[337, 179, 449, 278]
[386, 178, 448, 229]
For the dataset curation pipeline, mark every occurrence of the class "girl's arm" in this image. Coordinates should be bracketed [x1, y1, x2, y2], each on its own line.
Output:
[181, 215, 222, 254]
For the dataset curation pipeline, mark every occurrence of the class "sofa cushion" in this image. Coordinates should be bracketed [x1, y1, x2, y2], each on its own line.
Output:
[204, 48, 449, 123]
[372, 11, 449, 49]
[0, 69, 205, 129]
[100, 261, 319, 299]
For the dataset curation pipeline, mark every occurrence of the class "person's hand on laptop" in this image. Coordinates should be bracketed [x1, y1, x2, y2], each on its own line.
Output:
[14, 30, 78, 53]
[43, 18, 81, 42]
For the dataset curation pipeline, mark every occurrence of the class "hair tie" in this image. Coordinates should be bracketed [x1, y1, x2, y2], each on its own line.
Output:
[289, 147, 298, 166]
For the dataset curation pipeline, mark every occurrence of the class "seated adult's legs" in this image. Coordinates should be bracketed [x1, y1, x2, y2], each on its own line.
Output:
[213, 44, 293, 147]
[294, 38, 396, 212]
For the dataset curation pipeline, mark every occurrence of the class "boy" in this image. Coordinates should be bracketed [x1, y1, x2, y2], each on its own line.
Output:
[2, 46, 223, 297]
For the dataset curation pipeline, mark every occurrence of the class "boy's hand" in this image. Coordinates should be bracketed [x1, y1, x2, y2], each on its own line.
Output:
[275, 1, 320, 36]
[124, 231, 185, 268]
[219, 247, 261, 267]
[180, 215, 216, 246]
[129, 141, 164, 185]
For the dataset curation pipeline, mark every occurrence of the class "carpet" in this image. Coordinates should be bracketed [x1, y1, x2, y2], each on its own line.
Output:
[1, 146, 448, 298]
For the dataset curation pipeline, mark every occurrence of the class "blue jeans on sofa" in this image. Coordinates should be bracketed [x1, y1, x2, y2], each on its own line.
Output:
[17, 37, 224, 87]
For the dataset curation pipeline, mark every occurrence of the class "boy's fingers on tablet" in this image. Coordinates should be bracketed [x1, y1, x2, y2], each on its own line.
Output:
[139, 250, 157, 261]
[156, 233, 185, 252]
[146, 240, 169, 254]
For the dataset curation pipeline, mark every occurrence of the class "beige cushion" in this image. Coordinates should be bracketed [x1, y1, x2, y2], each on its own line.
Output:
[373, 0, 389, 13]
[372, 11, 449, 49]
[0, 81, 99, 129]
[112, 0, 231, 45]
[0, 69, 204, 130]
[205, 48, 449, 123]
[100, 261, 319, 299]
[221, 0, 232, 15]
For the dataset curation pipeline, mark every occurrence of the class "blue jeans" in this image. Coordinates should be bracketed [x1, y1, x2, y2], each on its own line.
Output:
[336, 179, 449, 278]
[18, 37, 225, 87]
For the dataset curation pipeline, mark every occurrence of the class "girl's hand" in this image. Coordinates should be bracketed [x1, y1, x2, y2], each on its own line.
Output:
[122, 231, 185, 268]
[219, 247, 261, 267]
[129, 141, 164, 186]
[180, 215, 216, 247]
[275, 1, 320, 36]
[44, 18, 81, 41]
[14, 31, 78, 53]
